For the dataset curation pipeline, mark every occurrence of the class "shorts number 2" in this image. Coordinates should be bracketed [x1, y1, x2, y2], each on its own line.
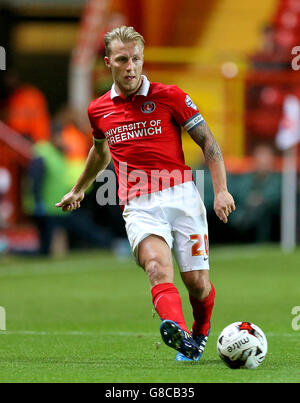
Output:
[190, 234, 209, 257]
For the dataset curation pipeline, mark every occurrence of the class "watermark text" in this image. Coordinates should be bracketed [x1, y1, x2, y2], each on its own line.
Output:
[0, 46, 6, 71]
[95, 164, 204, 207]
[291, 306, 300, 331]
[291, 46, 300, 71]
[0, 306, 6, 331]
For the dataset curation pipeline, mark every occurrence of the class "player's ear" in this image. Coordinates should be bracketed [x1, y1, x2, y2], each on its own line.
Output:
[104, 56, 111, 69]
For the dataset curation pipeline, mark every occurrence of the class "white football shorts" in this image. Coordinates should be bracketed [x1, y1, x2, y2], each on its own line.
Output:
[122, 181, 209, 272]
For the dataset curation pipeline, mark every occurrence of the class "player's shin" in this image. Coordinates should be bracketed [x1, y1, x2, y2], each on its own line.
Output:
[151, 282, 189, 333]
[189, 282, 215, 336]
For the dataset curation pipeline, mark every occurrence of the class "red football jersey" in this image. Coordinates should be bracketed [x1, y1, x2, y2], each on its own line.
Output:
[88, 75, 204, 204]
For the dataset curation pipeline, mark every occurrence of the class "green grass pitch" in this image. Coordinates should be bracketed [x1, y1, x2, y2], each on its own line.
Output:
[0, 245, 299, 383]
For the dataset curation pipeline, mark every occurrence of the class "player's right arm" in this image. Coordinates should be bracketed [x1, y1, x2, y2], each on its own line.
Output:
[56, 139, 111, 212]
[166, 85, 235, 223]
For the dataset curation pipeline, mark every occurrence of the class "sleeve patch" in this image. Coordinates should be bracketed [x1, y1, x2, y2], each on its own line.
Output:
[185, 95, 198, 111]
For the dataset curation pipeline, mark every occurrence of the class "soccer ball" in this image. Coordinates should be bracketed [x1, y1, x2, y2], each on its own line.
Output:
[217, 322, 268, 369]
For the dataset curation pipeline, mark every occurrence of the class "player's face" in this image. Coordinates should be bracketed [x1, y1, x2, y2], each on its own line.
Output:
[105, 39, 144, 97]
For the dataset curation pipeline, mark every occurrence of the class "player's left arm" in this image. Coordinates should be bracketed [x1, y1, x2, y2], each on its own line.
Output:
[188, 120, 235, 223]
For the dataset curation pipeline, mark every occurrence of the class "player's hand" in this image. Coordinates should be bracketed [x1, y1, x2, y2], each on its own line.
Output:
[56, 191, 85, 212]
[214, 191, 235, 224]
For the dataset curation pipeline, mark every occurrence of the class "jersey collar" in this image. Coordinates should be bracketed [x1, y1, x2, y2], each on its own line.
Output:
[110, 75, 150, 99]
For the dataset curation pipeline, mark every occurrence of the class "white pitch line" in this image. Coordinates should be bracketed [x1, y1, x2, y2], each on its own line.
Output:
[0, 330, 158, 337]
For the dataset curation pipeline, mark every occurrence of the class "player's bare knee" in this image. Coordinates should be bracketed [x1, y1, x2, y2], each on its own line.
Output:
[144, 259, 172, 286]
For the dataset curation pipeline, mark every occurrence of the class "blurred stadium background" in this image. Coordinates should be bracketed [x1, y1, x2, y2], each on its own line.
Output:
[0, 0, 299, 257]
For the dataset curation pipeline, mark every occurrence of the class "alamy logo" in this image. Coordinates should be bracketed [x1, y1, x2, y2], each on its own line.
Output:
[0, 306, 6, 331]
[95, 163, 205, 206]
[0, 46, 6, 70]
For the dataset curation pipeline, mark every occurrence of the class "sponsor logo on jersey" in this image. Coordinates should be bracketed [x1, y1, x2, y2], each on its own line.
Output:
[141, 101, 156, 114]
[185, 95, 197, 111]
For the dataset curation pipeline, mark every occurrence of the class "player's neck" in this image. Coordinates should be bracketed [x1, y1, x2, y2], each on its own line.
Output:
[114, 77, 143, 99]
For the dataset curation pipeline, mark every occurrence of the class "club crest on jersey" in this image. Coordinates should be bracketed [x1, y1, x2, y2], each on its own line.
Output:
[141, 101, 156, 113]
[185, 95, 197, 111]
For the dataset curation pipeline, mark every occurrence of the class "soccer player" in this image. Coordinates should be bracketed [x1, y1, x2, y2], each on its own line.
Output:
[56, 26, 235, 361]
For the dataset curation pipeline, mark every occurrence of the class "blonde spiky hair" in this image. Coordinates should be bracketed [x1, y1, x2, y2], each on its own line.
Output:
[104, 26, 145, 56]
